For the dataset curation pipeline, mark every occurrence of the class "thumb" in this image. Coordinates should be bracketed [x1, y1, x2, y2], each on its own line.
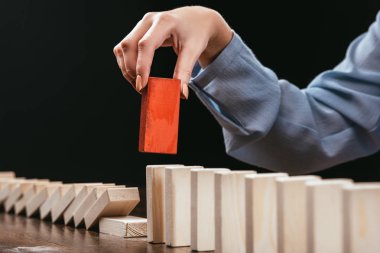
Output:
[173, 46, 199, 100]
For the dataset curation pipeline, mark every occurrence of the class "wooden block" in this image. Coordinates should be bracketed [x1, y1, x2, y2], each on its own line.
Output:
[190, 168, 230, 251]
[26, 182, 62, 217]
[63, 183, 105, 225]
[245, 173, 288, 253]
[39, 184, 72, 219]
[276, 176, 321, 253]
[306, 179, 353, 253]
[343, 183, 380, 253]
[139, 77, 181, 154]
[0, 178, 26, 204]
[73, 184, 120, 227]
[14, 181, 51, 215]
[51, 183, 101, 223]
[215, 170, 256, 253]
[99, 216, 147, 237]
[0, 171, 15, 178]
[4, 179, 49, 212]
[165, 166, 203, 247]
[146, 164, 183, 243]
[84, 187, 140, 229]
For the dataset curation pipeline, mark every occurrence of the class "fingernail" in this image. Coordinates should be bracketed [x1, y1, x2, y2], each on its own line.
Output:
[182, 82, 189, 100]
[136, 75, 142, 91]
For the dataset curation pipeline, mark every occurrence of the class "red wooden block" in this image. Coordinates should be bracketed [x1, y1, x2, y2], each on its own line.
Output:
[139, 77, 181, 154]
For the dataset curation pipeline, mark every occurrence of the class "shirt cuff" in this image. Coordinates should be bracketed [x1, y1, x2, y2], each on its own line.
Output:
[189, 32, 281, 137]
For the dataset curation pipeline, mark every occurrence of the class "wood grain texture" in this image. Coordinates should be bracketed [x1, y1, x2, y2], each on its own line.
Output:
[139, 77, 181, 154]
[190, 168, 230, 251]
[99, 216, 147, 238]
[215, 170, 256, 253]
[146, 164, 182, 243]
[276, 176, 320, 253]
[343, 183, 380, 253]
[245, 173, 288, 253]
[164, 166, 203, 247]
[306, 179, 353, 253]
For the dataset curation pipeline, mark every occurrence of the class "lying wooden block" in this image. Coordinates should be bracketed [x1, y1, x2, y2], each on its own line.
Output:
[215, 170, 256, 253]
[165, 166, 203, 247]
[343, 183, 380, 253]
[73, 184, 120, 227]
[191, 168, 230, 251]
[99, 216, 147, 238]
[0, 171, 16, 178]
[276, 176, 320, 253]
[306, 179, 353, 253]
[5, 179, 49, 212]
[51, 183, 101, 223]
[146, 164, 182, 243]
[63, 183, 106, 225]
[139, 77, 181, 154]
[84, 187, 140, 229]
[26, 182, 62, 217]
[245, 173, 288, 253]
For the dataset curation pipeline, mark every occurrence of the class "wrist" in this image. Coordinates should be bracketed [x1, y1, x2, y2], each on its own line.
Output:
[199, 10, 233, 68]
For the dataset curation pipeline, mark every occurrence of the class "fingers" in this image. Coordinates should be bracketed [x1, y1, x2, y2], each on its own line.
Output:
[173, 44, 200, 99]
[135, 14, 175, 91]
[113, 13, 156, 88]
[113, 46, 135, 85]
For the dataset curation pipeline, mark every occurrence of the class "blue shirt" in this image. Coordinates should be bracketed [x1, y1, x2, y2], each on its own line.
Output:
[189, 11, 380, 174]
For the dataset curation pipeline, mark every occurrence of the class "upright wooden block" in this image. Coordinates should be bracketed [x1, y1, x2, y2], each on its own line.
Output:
[245, 173, 288, 253]
[73, 184, 120, 227]
[63, 183, 106, 225]
[84, 187, 140, 229]
[276, 176, 321, 253]
[139, 77, 181, 154]
[306, 179, 353, 253]
[215, 170, 256, 253]
[99, 216, 147, 238]
[343, 183, 380, 253]
[26, 182, 62, 217]
[146, 164, 182, 243]
[165, 166, 203, 247]
[191, 168, 230, 251]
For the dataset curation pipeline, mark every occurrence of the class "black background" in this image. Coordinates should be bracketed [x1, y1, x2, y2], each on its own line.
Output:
[0, 0, 379, 187]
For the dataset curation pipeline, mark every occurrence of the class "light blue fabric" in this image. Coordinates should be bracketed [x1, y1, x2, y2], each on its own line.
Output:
[189, 11, 380, 174]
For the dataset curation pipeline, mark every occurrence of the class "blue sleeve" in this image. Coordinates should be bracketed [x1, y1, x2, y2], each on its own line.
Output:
[189, 12, 380, 174]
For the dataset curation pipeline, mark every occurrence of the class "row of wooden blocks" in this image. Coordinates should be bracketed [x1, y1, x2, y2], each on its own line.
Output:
[0, 171, 147, 237]
[146, 165, 380, 253]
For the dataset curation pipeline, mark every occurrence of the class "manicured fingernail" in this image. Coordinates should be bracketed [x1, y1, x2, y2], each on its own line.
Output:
[182, 82, 189, 100]
[136, 75, 142, 91]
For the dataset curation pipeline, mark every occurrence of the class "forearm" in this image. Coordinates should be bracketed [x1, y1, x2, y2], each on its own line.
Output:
[189, 20, 380, 173]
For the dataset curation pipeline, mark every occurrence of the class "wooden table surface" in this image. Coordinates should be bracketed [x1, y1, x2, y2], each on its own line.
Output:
[0, 209, 195, 253]
[0, 213, 195, 253]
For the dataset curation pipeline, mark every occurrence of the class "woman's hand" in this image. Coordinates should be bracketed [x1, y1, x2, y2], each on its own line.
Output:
[113, 6, 233, 99]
